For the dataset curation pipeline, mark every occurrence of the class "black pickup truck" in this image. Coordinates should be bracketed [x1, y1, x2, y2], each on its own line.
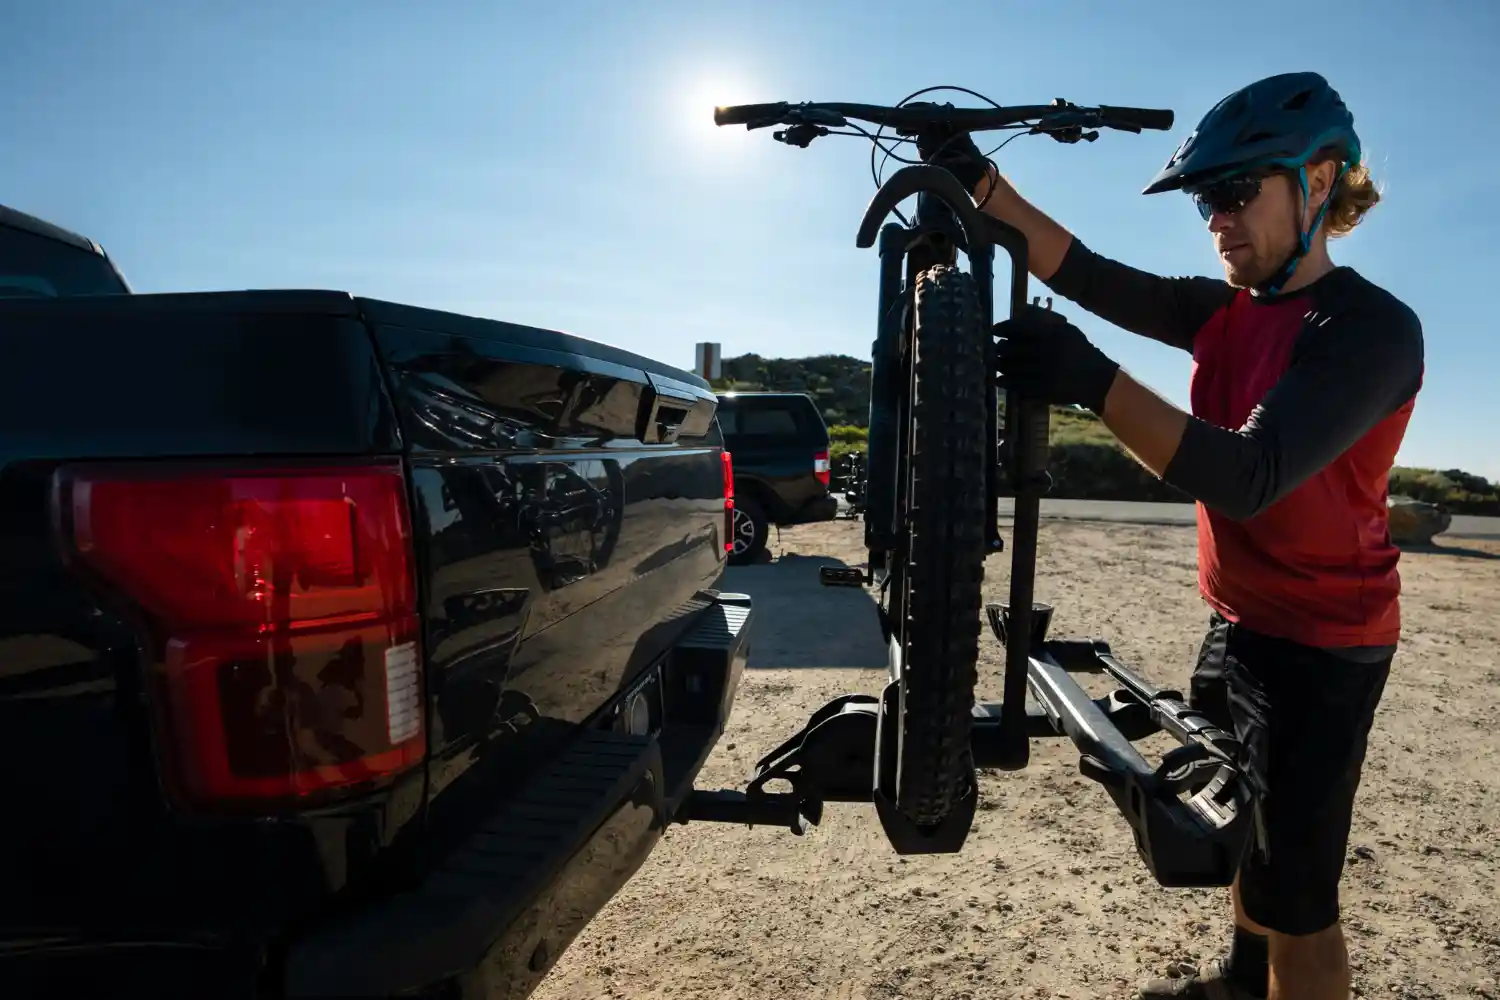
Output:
[0, 275, 752, 996]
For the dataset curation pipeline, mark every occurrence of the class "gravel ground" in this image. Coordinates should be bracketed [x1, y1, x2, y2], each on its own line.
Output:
[532, 518, 1500, 1000]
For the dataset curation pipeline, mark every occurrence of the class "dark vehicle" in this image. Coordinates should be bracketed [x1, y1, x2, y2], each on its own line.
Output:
[0, 289, 751, 999]
[715, 391, 838, 564]
[0, 202, 132, 298]
[690, 91, 1253, 889]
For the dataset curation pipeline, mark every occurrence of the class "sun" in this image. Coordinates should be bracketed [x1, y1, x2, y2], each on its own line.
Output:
[681, 74, 762, 144]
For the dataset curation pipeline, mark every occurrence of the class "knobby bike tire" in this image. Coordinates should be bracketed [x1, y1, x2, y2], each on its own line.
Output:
[895, 263, 988, 828]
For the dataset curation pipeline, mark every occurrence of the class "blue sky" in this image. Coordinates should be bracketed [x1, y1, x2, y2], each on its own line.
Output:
[5, 0, 1494, 477]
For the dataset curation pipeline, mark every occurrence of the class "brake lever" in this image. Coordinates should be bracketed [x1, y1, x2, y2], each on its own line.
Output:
[775, 123, 829, 148]
[1033, 123, 1099, 144]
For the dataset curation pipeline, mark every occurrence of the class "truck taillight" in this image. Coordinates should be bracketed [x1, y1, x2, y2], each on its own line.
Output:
[814, 450, 831, 487]
[721, 450, 735, 553]
[54, 460, 424, 813]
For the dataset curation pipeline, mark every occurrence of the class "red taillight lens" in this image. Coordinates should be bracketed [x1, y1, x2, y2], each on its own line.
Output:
[721, 450, 735, 554]
[57, 460, 424, 812]
[814, 449, 831, 487]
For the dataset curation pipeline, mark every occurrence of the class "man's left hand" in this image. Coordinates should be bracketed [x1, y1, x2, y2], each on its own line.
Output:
[994, 304, 1121, 415]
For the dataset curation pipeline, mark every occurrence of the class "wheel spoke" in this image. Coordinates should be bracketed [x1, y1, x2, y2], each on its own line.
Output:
[731, 508, 756, 555]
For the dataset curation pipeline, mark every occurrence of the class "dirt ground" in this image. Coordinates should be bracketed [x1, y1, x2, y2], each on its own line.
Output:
[532, 517, 1500, 1000]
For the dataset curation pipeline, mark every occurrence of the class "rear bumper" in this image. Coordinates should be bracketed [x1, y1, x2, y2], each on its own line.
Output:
[282, 591, 753, 1000]
[785, 496, 838, 524]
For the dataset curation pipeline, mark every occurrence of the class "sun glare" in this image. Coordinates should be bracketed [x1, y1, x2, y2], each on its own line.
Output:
[682, 74, 761, 146]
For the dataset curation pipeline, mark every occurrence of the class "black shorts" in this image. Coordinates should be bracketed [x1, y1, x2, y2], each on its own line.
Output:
[1189, 614, 1391, 936]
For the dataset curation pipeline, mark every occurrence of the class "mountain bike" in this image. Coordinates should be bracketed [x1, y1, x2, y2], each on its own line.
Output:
[710, 91, 1175, 841]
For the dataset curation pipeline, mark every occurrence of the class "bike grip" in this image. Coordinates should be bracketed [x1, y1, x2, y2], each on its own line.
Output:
[713, 102, 787, 126]
[1099, 106, 1175, 131]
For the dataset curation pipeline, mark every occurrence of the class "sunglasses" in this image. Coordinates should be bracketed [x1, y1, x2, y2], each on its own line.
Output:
[1187, 170, 1277, 222]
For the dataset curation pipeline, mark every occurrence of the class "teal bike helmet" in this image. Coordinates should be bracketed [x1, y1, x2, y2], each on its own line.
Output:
[1143, 72, 1363, 294]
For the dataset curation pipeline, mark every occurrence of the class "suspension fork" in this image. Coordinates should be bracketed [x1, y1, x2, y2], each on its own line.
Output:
[865, 192, 955, 617]
[865, 222, 908, 568]
[969, 236, 1003, 557]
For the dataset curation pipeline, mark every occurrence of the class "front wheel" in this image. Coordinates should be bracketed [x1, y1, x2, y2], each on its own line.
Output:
[894, 263, 989, 828]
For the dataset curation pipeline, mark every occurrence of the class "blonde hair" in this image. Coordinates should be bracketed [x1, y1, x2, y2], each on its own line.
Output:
[1323, 160, 1381, 239]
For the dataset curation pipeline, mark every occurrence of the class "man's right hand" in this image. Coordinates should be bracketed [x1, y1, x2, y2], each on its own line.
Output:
[914, 124, 993, 196]
[915, 119, 1072, 285]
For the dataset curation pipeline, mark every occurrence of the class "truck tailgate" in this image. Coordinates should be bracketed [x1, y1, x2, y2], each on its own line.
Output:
[0, 291, 409, 954]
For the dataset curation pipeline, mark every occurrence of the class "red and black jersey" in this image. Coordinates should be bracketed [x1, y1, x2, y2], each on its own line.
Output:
[1044, 241, 1424, 650]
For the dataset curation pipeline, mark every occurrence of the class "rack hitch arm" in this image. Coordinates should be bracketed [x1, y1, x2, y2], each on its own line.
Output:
[679, 609, 1254, 888]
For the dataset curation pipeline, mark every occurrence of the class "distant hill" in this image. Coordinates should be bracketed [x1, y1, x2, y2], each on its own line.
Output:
[716, 353, 872, 428]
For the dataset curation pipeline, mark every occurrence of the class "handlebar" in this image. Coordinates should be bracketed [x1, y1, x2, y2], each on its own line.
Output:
[712, 99, 1174, 136]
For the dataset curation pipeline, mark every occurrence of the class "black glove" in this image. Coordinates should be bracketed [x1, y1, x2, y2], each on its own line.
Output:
[994, 304, 1120, 415]
[914, 120, 991, 195]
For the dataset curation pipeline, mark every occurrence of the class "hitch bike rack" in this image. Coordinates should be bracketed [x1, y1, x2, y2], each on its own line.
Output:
[681, 601, 1253, 889]
[689, 97, 1250, 889]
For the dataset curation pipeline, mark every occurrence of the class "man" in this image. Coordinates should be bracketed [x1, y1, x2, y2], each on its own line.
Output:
[920, 72, 1423, 1000]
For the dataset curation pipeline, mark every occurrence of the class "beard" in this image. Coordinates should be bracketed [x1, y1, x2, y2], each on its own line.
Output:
[1221, 240, 1295, 290]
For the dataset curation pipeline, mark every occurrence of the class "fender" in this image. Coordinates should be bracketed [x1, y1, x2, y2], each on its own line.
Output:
[853, 164, 1033, 319]
[855, 165, 988, 251]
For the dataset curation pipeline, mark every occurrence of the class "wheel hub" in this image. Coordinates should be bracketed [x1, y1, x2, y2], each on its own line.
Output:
[731, 507, 757, 555]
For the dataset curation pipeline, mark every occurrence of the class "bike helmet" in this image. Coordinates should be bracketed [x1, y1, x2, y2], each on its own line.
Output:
[1142, 72, 1361, 195]
[1143, 72, 1362, 295]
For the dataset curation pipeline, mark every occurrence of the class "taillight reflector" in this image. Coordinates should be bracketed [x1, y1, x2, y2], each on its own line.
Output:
[55, 460, 425, 812]
[814, 449, 831, 487]
[721, 450, 735, 554]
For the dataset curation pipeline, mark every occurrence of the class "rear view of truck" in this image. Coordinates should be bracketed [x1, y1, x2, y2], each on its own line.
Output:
[0, 285, 750, 998]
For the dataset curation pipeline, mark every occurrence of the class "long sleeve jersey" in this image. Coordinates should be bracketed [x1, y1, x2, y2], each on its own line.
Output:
[1043, 240, 1424, 649]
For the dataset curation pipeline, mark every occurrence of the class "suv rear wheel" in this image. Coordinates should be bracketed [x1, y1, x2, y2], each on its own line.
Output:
[728, 494, 769, 566]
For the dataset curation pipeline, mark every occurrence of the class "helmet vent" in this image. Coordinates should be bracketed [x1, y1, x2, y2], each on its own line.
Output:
[1282, 89, 1314, 111]
[1239, 129, 1277, 144]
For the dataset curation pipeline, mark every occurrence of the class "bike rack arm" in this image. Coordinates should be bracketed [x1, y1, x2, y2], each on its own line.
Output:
[1025, 640, 1253, 888]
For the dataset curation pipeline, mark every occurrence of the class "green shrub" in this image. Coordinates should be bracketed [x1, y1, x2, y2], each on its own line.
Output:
[1389, 466, 1500, 515]
[829, 424, 868, 445]
[829, 440, 865, 463]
